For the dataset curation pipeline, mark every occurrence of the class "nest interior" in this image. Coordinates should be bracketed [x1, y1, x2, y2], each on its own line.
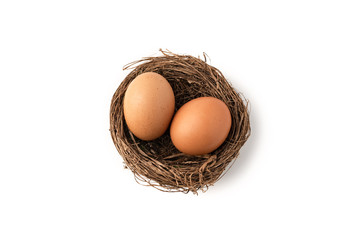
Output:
[110, 50, 250, 194]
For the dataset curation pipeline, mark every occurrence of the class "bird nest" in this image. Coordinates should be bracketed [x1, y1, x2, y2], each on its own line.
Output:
[110, 50, 250, 194]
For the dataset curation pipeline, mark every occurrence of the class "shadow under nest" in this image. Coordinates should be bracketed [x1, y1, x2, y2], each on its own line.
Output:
[110, 50, 250, 194]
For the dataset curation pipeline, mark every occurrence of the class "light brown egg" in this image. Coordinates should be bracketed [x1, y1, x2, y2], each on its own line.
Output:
[123, 72, 175, 141]
[170, 97, 232, 155]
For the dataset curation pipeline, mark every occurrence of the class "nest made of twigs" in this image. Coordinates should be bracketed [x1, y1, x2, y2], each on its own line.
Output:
[110, 50, 250, 194]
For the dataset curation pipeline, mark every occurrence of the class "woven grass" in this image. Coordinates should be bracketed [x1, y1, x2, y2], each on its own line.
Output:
[110, 50, 250, 194]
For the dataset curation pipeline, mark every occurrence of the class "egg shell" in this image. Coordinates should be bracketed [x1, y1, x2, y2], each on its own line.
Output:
[123, 72, 175, 141]
[170, 97, 232, 155]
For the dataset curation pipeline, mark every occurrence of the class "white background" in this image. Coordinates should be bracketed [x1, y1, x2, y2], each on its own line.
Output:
[0, 0, 347, 239]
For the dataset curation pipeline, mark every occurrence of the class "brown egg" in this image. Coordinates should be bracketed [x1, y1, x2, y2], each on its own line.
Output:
[123, 72, 175, 141]
[170, 97, 232, 155]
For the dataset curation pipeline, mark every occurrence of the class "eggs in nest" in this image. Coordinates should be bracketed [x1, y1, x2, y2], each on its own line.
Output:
[123, 72, 232, 155]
